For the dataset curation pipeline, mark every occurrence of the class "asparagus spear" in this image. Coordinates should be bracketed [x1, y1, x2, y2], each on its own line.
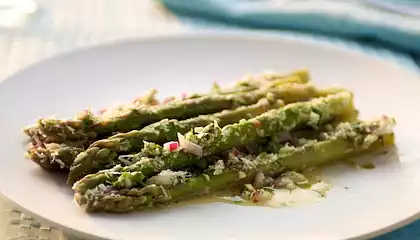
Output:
[94, 98, 283, 150]
[69, 91, 355, 185]
[67, 98, 283, 183]
[29, 81, 314, 143]
[24, 125, 87, 170]
[74, 117, 395, 212]
[72, 141, 225, 194]
[23, 88, 160, 170]
[30, 81, 329, 173]
[188, 90, 355, 156]
[28, 98, 282, 172]
[23, 72, 308, 146]
[188, 69, 309, 98]
[23, 70, 308, 164]
[72, 127, 322, 194]
[24, 126, 54, 144]
[27, 143, 85, 171]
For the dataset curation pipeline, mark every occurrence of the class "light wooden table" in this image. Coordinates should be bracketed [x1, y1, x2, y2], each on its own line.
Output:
[0, 1, 187, 239]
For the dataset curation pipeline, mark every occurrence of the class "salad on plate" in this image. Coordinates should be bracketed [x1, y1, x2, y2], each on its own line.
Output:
[23, 69, 396, 213]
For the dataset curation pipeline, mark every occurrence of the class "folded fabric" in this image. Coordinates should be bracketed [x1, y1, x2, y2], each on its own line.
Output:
[160, 0, 420, 69]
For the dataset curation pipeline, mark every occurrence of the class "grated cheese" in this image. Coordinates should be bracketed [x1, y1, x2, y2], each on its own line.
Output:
[213, 160, 225, 175]
[148, 170, 189, 187]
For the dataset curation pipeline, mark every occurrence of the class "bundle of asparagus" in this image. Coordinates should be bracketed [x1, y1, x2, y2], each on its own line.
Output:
[74, 117, 395, 212]
[22, 69, 396, 213]
[25, 71, 311, 170]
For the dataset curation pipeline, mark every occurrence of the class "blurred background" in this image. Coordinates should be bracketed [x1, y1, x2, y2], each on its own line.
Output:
[0, 0, 187, 80]
[0, 0, 419, 239]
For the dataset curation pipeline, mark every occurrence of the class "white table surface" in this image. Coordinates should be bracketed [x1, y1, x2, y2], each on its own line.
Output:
[0, 1, 187, 239]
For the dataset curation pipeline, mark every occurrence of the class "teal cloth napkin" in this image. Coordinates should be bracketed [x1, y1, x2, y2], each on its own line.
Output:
[160, 0, 420, 239]
[161, 0, 420, 70]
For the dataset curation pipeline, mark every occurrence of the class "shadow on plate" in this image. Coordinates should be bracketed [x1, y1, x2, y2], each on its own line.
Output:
[29, 168, 74, 196]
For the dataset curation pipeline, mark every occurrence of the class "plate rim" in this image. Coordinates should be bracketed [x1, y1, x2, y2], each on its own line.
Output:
[0, 31, 419, 240]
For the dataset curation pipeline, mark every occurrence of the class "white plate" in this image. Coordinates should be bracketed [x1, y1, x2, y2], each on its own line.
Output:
[0, 33, 419, 240]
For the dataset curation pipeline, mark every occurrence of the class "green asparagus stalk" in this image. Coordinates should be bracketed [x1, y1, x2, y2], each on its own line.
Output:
[30, 80, 333, 173]
[71, 127, 321, 194]
[72, 142, 222, 194]
[27, 98, 283, 172]
[25, 125, 87, 170]
[27, 83, 341, 173]
[74, 117, 395, 212]
[188, 69, 309, 98]
[27, 142, 85, 171]
[67, 98, 283, 183]
[72, 124, 336, 194]
[23, 73, 308, 146]
[24, 70, 308, 143]
[189, 90, 355, 156]
[69, 91, 355, 185]
[93, 98, 283, 150]
[23, 88, 159, 170]
[29, 80, 314, 143]
[24, 126, 54, 144]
